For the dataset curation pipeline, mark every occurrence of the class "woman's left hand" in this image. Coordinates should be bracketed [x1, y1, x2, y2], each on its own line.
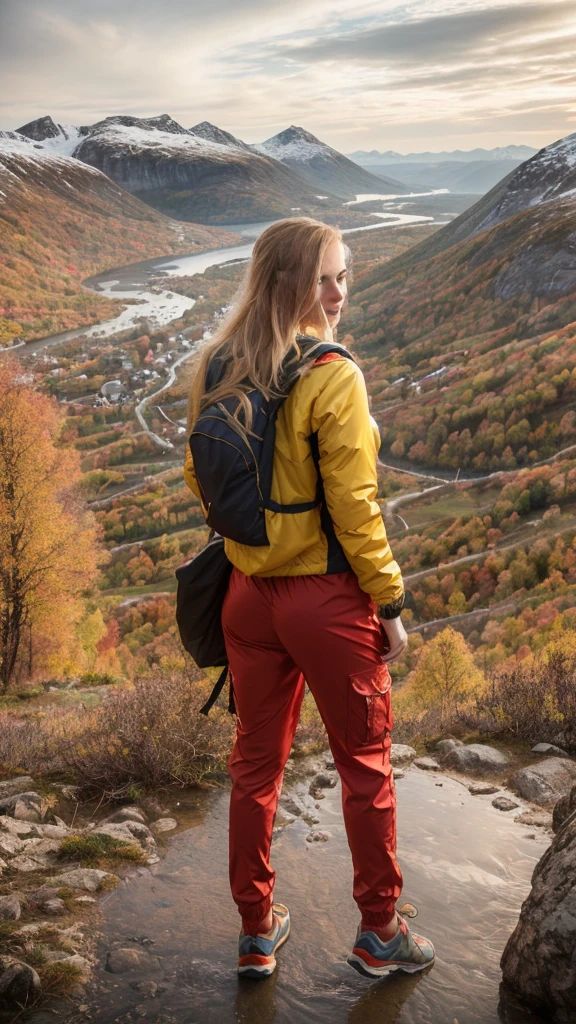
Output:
[379, 616, 408, 664]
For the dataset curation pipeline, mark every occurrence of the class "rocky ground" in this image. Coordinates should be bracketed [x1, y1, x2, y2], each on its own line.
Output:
[0, 736, 574, 1020]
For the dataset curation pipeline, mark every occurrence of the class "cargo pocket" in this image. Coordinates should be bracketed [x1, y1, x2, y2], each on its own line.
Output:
[346, 662, 392, 752]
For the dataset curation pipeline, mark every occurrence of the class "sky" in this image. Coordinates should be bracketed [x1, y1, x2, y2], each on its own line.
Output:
[1, 0, 576, 153]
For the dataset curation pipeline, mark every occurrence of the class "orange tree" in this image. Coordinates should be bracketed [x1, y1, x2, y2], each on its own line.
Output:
[0, 361, 101, 689]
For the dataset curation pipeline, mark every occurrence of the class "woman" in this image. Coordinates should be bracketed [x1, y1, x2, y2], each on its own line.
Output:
[184, 218, 435, 980]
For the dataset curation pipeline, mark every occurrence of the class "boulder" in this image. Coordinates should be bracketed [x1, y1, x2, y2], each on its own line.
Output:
[0, 777, 35, 798]
[91, 821, 152, 849]
[468, 782, 500, 796]
[390, 744, 417, 766]
[414, 757, 440, 771]
[45, 868, 117, 891]
[0, 895, 22, 921]
[442, 743, 510, 774]
[105, 806, 147, 825]
[0, 815, 39, 838]
[38, 823, 70, 840]
[501, 812, 576, 1021]
[42, 898, 67, 916]
[514, 810, 553, 828]
[0, 791, 43, 821]
[0, 960, 41, 1007]
[531, 743, 569, 758]
[552, 784, 576, 833]
[0, 834, 26, 858]
[435, 739, 463, 756]
[150, 818, 177, 834]
[11, 837, 62, 872]
[492, 796, 520, 812]
[509, 758, 576, 808]
[106, 948, 162, 974]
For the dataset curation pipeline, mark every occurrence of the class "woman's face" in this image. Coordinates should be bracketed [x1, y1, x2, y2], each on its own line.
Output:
[317, 239, 347, 329]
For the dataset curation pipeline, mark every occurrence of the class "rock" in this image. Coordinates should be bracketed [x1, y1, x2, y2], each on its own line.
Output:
[302, 814, 320, 826]
[311, 772, 337, 789]
[92, 821, 151, 849]
[45, 868, 116, 891]
[393, 768, 405, 780]
[39, 824, 70, 840]
[59, 954, 92, 982]
[106, 948, 162, 974]
[435, 738, 463, 756]
[468, 782, 500, 796]
[0, 858, 6, 875]
[13, 793, 44, 822]
[150, 817, 177, 834]
[531, 742, 569, 758]
[74, 895, 96, 905]
[305, 830, 332, 843]
[509, 758, 576, 808]
[0, 777, 35, 797]
[0, 895, 22, 921]
[492, 796, 520, 812]
[105, 806, 147, 825]
[146, 853, 161, 865]
[0, 815, 39, 838]
[390, 744, 417, 766]
[11, 838, 62, 871]
[414, 757, 440, 771]
[42, 899, 67, 916]
[514, 810, 553, 828]
[552, 784, 576, 833]
[279, 796, 302, 818]
[131, 979, 158, 997]
[308, 786, 325, 800]
[323, 759, 336, 771]
[12, 921, 52, 937]
[27, 885, 62, 907]
[442, 743, 510, 775]
[0, 833, 26, 857]
[0, 960, 41, 1006]
[501, 812, 576, 1019]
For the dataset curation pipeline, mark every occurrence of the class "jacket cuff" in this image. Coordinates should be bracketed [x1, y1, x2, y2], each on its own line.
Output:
[377, 593, 405, 620]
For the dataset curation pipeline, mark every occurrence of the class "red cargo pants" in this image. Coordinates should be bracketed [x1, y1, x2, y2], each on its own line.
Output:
[222, 567, 402, 933]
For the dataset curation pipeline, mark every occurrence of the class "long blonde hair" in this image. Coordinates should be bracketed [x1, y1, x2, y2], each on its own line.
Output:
[187, 217, 343, 431]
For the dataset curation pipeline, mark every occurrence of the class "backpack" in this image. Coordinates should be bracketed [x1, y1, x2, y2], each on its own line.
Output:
[175, 336, 355, 713]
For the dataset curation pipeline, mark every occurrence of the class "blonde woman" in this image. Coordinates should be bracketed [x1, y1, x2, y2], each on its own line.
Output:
[184, 218, 435, 980]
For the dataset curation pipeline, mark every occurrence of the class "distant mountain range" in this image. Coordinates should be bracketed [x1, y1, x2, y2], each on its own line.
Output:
[7, 114, 407, 224]
[350, 146, 537, 165]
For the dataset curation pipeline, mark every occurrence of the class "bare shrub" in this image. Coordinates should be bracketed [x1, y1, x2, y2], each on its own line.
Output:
[60, 670, 235, 797]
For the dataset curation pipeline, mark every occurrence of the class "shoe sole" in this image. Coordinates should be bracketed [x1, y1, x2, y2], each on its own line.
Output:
[347, 952, 435, 979]
[237, 921, 291, 979]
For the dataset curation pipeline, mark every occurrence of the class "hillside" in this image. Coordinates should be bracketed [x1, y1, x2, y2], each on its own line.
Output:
[0, 135, 237, 344]
[257, 125, 406, 198]
[346, 170, 576, 476]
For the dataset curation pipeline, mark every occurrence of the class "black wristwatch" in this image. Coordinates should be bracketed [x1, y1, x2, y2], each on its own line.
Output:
[378, 594, 405, 620]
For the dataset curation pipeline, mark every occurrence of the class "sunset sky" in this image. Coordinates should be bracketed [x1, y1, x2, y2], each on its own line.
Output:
[1, 0, 575, 152]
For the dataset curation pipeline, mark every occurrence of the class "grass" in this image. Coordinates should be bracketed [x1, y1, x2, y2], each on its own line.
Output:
[57, 833, 146, 867]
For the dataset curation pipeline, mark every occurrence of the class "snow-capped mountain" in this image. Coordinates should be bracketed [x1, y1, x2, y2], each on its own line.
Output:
[189, 121, 252, 152]
[256, 126, 405, 198]
[380, 130, 576, 272]
[350, 145, 537, 165]
[13, 113, 344, 224]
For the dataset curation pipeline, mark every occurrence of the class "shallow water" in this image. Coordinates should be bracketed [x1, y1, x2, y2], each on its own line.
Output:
[39, 769, 550, 1024]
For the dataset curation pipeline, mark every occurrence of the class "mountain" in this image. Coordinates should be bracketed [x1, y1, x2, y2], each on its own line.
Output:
[346, 137, 576, 475]
[17, 113, 356, 225]
[366, 158, 524, 196]
[256, 125, 406, 198]
[350, 145, 537, 165]
[189, 121, 252, 152]
[0, 132, 236, 344]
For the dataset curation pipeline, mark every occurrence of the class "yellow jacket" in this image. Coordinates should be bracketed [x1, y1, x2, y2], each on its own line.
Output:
[183, 350, 404, 609]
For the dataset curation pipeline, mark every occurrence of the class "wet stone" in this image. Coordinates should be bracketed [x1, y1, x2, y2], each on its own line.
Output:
[514, 810, 553, 828]
[46, 868, 117, 891]
[106, 948, 163, 975]
[130, 979, 158, 997]
[0, 960, 41, 1007]
[279, 796, 302, 817]
[468, 782, 500, 796]
[105, 806, 148, 825]
[305, 830, 332, 843]
[150, 818, 178, 834]
[414, 757, 440, 771]
[311, 771, 337, 789]
[492, 796, 520, 812]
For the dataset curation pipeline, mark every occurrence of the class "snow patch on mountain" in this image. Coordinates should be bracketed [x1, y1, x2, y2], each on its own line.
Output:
[258, 126, 327, 162]
[81, 121, 243, 160]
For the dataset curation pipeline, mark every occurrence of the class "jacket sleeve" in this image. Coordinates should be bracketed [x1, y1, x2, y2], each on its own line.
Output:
[183, 444, 202, 501]
[310, 358, 404, 609]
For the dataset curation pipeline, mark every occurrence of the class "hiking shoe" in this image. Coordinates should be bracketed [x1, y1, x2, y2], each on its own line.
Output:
[237, 903, 290, 978]
[347, 914, 435, 979]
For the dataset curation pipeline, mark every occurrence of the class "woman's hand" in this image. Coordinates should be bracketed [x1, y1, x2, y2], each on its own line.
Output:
[379, 616, 408, 664]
